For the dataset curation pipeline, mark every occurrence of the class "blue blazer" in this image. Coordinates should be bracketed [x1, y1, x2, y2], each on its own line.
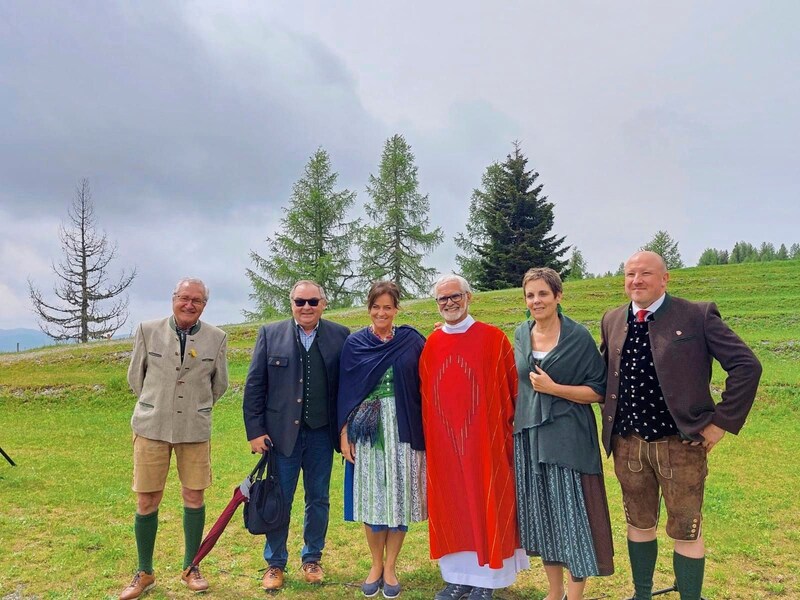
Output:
[243, 318, 350, 456]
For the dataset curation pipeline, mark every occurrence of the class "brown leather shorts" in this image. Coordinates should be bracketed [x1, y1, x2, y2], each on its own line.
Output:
[612, 434, 707, 541]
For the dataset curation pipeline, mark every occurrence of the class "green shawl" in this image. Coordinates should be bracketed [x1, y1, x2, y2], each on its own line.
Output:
[513, 313, 607, 475]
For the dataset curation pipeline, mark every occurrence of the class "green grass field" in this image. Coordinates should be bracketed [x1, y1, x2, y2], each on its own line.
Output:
[1, 261, 798, 599]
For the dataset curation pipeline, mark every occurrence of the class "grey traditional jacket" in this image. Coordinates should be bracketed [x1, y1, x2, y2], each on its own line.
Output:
[600, 294, 762, 455]
[128, 317, 228, 443]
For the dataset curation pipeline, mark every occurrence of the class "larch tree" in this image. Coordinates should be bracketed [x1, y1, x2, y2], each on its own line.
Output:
[360, 134, 443, 297]
[245, 148, 360, 319]
[565, 247, 589, 280]
[641, 230, 684, 269]
[28, 178, 136, 343]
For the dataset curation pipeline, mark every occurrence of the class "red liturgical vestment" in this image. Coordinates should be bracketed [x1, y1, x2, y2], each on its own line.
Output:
[420, 321, 519, 568]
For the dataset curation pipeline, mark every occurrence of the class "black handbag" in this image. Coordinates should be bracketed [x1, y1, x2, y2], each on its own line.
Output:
[243, 441, 288, 535]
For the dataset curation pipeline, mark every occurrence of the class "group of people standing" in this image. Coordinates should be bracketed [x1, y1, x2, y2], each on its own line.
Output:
[119, 249, 762, 600]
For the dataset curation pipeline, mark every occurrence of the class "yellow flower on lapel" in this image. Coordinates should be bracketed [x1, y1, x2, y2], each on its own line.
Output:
[189, 348, 197, 358]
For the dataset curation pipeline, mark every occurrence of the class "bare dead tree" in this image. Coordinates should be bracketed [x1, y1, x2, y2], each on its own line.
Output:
[28, 179, 136, 343]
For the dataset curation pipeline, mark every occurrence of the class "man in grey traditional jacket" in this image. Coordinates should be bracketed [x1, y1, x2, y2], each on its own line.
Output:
[119, 277, 228, 600]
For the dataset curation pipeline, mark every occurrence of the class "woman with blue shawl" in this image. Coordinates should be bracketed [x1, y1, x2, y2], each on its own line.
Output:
[514, 268, 614, 600]
[338, 280, 427, 599]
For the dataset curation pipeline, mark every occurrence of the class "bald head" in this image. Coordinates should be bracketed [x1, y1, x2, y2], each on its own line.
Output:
[623, 251, 669, 308]
[627, 251, 667, 273]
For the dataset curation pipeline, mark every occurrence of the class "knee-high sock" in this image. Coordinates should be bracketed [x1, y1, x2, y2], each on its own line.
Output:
[628, 539, 657, 600]
[183, 505, 206, 569]
[135, 510, 159, 574]
[673, 551, 704, 600]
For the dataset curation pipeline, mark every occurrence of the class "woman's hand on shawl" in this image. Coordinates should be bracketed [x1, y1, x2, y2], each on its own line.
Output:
[529, 365, 557, 395]
[340, 428, 356, 464]
[529, 365, 604, 404]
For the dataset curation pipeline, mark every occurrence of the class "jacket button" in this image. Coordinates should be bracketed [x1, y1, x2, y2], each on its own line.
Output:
[175, 367, 180, 371]
[297, 399, 302, 403]
[175, 352, 179, 356]
[294, 420, 300, 425]
[616, 349, 621, 354]
[607, 416, 613, 422]
[276, 360, 280, 365]
[614, 372, 619, 377]
[610, 394, 617, 400]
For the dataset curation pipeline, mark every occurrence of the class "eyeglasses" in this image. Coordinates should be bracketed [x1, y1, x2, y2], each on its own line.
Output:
[293, 297, 321, 307]
[435, 293, 464, 306]
[174, 295, 206, 307]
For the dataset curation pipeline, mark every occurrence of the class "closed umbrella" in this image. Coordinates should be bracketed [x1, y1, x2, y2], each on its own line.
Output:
[188, 478, 252, 569]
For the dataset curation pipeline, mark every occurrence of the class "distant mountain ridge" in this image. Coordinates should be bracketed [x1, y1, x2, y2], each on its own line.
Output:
[0, 328, 56, 353]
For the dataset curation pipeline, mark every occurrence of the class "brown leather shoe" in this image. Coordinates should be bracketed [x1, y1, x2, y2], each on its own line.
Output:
[262, 566, 285, 590]
[301, 561, 324, 584]
[181, 566, 209, 593]
[119, 571, 155, 600]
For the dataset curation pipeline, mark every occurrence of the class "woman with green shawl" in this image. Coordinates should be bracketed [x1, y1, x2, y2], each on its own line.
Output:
[514, 268, 614, 600]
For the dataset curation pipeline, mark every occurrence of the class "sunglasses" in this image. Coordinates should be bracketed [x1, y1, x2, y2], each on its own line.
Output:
[293, 297, 321, 307]
[435, 293, 465, 306]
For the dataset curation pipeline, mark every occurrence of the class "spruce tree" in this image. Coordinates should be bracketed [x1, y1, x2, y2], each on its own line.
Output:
[360, 134, 443, 297]
[245, 148, 359, 318]
[455, 142, 568, 289]
[455, 163, 504, 285]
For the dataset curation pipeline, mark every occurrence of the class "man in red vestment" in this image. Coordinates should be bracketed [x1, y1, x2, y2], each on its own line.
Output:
[420, 274, 527, 600]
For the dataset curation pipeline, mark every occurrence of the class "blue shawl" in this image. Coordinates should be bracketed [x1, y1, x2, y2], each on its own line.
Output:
[337, 325, 426, 451]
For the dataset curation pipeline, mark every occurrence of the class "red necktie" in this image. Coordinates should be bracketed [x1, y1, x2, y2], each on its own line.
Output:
[636, 309, 650, 323]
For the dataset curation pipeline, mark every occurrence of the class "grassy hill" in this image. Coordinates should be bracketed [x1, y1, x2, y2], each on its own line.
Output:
[1, 261, 798, 599]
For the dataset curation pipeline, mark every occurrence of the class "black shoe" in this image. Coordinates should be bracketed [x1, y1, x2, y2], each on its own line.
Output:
[434, 583, 473, 600]
[466, 587, 493, 600]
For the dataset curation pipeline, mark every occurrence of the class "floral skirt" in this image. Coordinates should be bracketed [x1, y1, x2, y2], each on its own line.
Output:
[344, 396, 427, 527]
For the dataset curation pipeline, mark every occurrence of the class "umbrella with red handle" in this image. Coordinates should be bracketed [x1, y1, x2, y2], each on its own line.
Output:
[187, 477, 252, 569]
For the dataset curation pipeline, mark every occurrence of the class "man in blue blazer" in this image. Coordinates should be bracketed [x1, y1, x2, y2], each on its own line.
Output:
[243, 280, 350, 591]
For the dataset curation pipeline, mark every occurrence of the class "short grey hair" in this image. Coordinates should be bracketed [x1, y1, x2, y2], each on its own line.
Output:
[431, 274, 472, 297]
[289, 280, 327, 301]
[173, 277, 209, 301]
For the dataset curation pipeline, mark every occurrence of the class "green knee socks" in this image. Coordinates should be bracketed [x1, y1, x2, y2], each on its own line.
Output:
[628, 539, 658, 600]
[183, 505, 206, 569]
[134, 510, 159, 574]
[674, 552, 705, 600]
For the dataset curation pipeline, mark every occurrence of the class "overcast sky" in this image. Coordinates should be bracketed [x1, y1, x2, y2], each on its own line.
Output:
[1, 1, 797, 331]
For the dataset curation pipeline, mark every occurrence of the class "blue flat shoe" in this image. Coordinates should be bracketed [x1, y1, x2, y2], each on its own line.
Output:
[362, 576, 383, 598]
[382, 580, 401, 598]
